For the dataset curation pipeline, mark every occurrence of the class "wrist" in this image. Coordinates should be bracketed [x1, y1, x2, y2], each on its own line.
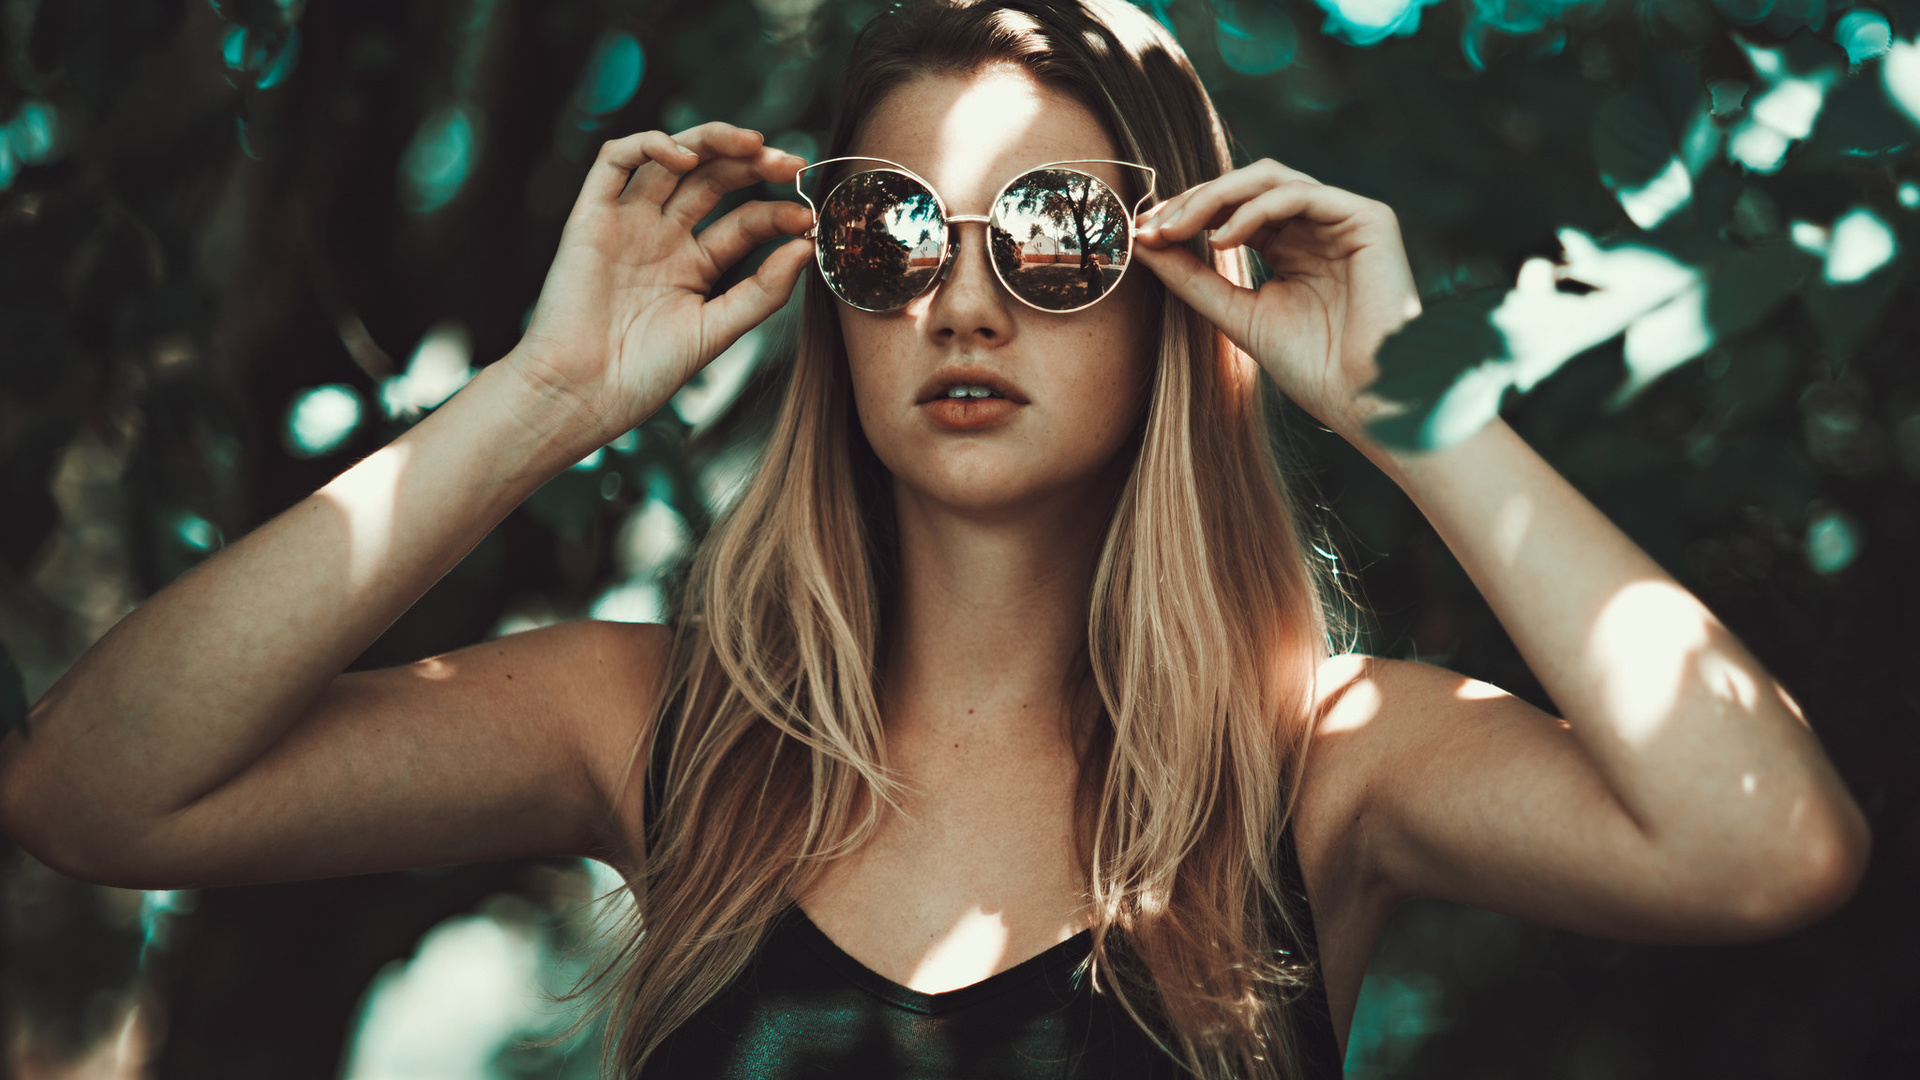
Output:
[492, 347, 630, 465]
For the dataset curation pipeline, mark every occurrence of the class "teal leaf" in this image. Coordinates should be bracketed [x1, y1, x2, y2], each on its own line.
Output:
[1366, 290, 1506, 451]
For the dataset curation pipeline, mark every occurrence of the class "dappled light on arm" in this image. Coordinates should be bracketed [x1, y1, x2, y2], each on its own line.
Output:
[1584, 579, 1712, 750]
[320, 441, 415, 596]
[1488, 492, 1532, 568]
[412, 657, 459, 682]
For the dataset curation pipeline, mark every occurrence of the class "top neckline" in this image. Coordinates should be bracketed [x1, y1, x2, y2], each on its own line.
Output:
[785, 904, 1095, 1016]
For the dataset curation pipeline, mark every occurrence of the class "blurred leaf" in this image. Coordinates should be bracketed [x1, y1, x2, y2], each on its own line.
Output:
[1801, 66, 1917, 162]
[1366, 289, 1506, 450]
[1702, 238, 1809, 339]
[1705, 336, 1797, 422]
[1804, 257, 1907, 372]
[1592, 93, 1673, 191]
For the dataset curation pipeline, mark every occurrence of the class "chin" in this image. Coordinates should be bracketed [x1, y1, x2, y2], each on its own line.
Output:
[888, 455, 1117, 519]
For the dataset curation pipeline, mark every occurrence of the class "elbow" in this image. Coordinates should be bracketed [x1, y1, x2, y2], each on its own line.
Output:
[1724, 799, 1872, 939]
[0, 747, 180, 891]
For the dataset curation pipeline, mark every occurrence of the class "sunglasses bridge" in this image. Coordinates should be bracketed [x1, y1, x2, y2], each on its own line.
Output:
[797, 156, 1157, 313]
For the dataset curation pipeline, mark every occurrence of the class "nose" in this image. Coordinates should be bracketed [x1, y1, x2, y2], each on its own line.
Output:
[920, 221, 1016, 348]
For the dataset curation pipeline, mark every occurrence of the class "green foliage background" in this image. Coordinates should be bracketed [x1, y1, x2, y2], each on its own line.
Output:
[1, 0, 1915, 1075]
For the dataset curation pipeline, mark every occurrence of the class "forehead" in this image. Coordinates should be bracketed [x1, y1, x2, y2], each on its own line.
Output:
[848, 66, 1128, 211]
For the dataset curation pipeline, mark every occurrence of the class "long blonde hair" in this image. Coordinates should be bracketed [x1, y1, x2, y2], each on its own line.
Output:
[562, 2, 1341, 1076]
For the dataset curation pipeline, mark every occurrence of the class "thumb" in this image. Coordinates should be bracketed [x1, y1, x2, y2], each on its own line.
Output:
[699, 237, 814, 350]
[1133, 240, 1255, 347]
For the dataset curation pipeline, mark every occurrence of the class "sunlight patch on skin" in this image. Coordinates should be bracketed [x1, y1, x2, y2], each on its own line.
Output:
[1696, 650, 1759, 712]
[413, 658, 458, 681]
[1490, 492, 1533, 567]
[1319, 661, 1383, 734]
[1452, 678, 1507, 702]
[905, 907, 1013, 993]
[1742, 772, 1757, 795]
[323, 441, 412, 593]
[1587, 580, 1707, 748]
[916, 66, 1051, 215]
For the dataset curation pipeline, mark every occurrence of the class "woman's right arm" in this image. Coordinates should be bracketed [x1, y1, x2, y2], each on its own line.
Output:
[0, 123, 813, 889]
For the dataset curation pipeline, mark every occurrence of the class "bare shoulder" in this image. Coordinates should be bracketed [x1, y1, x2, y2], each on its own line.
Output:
[565, 619, 674, 871]
[1290, 654, 1547, 899]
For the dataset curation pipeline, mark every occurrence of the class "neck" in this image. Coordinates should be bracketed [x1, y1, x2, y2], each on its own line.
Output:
[881, 474, 1123, 755]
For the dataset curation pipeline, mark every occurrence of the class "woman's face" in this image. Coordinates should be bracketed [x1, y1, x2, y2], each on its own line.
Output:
[837, 65, 1158, 518]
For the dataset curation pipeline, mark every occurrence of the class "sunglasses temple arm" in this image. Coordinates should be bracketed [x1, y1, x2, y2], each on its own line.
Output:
[1129, 165, 1158, 230]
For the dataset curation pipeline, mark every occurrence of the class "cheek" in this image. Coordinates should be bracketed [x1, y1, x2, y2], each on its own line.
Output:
[838, 311, 910, 436]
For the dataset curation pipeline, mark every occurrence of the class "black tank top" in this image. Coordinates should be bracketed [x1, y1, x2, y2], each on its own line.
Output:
[636, 719, 1345, 1078]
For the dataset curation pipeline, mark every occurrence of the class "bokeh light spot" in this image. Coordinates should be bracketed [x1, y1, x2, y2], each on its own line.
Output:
[1824, 206, 1897, 283]
[1835, 9, 1893, 67]
[1806, 510, 1860, 574]
[1899, 181, 1920, 209]
[1311, 0, 1443, 47]
[381, 321, 474, 419]
[1880, 37, 1920, 126]
[172, 512, 222, 554]
[1215, 1, 1297, 76]
[1616, 157, 1693, 230]
[7, 100, 59, 163]
[401, 106, 476, 214]
[591, 580, 662, 623]
[672, 327, 764, 432]
[339, 913, 546, 1080]
[284, 384, 365, 458]
[575, 31, 645, 116]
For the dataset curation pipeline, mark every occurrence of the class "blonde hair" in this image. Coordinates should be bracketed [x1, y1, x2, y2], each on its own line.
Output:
[555, 2, 1342, 1076]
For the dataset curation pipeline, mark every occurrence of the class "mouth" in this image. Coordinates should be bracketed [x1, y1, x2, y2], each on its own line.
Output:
[914, 365, 1030, 406]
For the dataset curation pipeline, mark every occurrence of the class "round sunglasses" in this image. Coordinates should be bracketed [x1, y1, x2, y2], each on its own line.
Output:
[794, 156, 1158, 314]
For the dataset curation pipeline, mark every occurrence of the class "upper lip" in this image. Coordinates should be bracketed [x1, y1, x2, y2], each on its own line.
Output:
[915, 364, 1030, 405]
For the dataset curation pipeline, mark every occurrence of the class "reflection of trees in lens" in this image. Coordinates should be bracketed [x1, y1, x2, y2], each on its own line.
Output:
[997, 169, 1129, 309]
[990, 221, 1022, 283]
[822, 172, 941, 309]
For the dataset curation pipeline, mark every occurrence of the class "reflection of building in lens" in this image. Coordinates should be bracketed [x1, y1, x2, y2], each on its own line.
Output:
[1017, 225, 1062, 264]
[906, 231, 941, 269]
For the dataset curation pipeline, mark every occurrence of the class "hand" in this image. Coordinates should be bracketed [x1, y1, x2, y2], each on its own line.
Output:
[508, 122, 815, 447]
[1132, 159, 1422, 442]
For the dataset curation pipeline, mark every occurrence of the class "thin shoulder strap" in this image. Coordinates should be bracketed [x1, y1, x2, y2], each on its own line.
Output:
[1274, 814, 1346, 1077]
[642, 703, 679, 850]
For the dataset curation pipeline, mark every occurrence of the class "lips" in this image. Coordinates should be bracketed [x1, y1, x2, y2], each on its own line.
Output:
[914, 365, 1030, 406]
[922, 396, 1021, 431]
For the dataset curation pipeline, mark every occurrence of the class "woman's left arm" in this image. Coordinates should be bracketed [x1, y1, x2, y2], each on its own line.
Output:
[1135, 160, 1870, 941]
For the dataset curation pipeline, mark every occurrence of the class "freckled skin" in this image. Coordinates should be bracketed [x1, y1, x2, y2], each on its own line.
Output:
[836, 67, 1158, 520]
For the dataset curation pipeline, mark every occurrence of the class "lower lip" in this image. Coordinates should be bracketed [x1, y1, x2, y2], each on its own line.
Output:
[922, 397, 1022, 430]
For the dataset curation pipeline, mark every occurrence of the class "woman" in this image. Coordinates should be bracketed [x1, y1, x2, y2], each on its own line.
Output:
[0, 1, 1870, 1076]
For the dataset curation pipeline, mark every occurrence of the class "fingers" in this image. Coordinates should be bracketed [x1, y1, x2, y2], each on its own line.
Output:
[582, 130, 697, 206]
[699, 236, 815, 350]
[1208, 183, 1374, 251]
[695, 199, 815, 275]
[662, 147, 810, 227]
[1131, 241, 1256, 349]
[1136, 159, 1351, 247]
[619, 122, 776, 207]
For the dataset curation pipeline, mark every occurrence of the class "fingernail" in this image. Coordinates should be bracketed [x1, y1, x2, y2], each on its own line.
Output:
[674, 143, 694, 156]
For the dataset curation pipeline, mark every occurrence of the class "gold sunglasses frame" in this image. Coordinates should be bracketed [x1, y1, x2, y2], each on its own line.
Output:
[792, 155, 1159, 315]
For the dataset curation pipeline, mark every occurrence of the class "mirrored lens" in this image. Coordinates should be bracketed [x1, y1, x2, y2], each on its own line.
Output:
[989, 168, 1132, 312]
[815, 170, 947, 311]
